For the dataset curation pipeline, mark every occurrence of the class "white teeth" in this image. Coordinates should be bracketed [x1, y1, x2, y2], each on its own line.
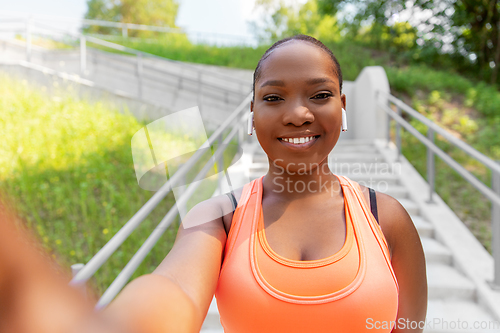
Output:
[281, 136, 317, 144]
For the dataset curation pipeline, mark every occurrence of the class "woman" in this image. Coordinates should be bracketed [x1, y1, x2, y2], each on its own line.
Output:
[105, 35, 427, 333]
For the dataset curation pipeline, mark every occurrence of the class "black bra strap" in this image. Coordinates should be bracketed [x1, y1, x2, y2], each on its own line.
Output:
[227, 192, 237, 213]
[368, 187, 379, 225]
[224, 192, 238, 236]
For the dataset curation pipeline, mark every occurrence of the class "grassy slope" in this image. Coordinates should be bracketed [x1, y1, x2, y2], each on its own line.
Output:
[0, 75, 234, 294]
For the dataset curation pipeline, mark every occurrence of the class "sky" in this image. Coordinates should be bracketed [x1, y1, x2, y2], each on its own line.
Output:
[0, 0, 262, 42]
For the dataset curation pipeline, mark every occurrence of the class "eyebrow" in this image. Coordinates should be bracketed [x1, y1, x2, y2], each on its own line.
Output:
[259, 77, 336, 88]
[260, 80, 285, 88]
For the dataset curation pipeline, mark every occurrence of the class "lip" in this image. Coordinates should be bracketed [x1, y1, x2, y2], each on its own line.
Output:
[278, 135, 320, 149]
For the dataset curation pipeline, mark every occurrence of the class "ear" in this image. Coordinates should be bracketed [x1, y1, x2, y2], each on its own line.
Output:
[341, 93, 346, 110]
[250, 100, 254, 112]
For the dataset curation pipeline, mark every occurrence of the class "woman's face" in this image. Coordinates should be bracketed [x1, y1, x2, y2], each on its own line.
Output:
[251, 41, 346, 174]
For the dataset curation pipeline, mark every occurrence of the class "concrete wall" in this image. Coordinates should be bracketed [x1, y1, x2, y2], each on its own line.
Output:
[350, 66, 390, 141]
[0, 39, 253, 130]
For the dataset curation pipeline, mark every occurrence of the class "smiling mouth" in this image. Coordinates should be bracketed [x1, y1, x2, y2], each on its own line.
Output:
[278, 135, 320, 145]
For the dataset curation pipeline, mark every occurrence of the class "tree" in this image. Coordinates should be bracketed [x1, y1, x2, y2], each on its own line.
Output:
[316, 0, 500, 84]
[250, 0, 341, 43]
[84, 0, 179, 37]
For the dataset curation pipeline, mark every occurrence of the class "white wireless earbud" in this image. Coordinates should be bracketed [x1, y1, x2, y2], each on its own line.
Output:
[341, 108, 347, 132]
[247, 112, 254, 136]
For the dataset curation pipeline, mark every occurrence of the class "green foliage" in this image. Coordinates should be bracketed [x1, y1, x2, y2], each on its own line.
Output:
[316, 0, 500, 84]
[355, 22, 418, 53]
[386, 65, 500, 118]
[84, 0, 179, 37]
[254, 0, 341, 43]
[0, 75, 179, 293]
[399, 121, 493, 253]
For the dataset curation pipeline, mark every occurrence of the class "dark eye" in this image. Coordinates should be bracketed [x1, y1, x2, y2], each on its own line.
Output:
[312, 92, 332, 100]
[263, 95, 282, 102]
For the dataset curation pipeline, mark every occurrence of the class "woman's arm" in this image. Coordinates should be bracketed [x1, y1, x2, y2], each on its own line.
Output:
[377, 192, 428, 333]
[103, 196, 229, 333]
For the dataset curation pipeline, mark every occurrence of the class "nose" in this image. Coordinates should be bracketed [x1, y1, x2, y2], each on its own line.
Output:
[282, 99, 314, 127]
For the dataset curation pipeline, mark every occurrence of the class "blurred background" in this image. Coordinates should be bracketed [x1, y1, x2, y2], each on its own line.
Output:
[1, 0, 500, 310]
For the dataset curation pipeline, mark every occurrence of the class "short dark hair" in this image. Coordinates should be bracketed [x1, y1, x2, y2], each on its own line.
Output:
[252, 35, 343, 100]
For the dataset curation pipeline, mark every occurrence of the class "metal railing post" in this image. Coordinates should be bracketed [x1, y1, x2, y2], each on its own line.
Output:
[395, 106, 402, 161]
[238, 122, 244, 147]
[136, 53, 143, 99]
[177, 163, 187, 219]
[386, 101, 391, 147]
[427, 127, 435, 203]
[493, 162, 500, 286]
[25, 17, 32, 62]
[71, 263, 86, 297]
[217, 135, 224, 192]
[197, 71, 202, 114]
[80, 35, 86, 76]
[122, 24, 128, 38]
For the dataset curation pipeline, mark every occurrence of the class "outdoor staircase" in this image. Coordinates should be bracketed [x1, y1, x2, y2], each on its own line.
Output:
[3, 33, 500, 333]
[201, 139, 500, 333]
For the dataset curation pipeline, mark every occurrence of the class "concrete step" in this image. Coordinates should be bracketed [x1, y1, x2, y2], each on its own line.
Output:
[421, 237, 453, 265]
[252, 154, 268, 164]
[201, 298, 223, 331]
[377, 185, 409, 199]
[398, 198, 419, 216]
[248, 162, 269, 173]
[331, 145, 378, 154]
[427, 263, 476, 301]
[329, 162, 401, 175]
[425, 299, 500, 333]
[412, 215, 435, 238]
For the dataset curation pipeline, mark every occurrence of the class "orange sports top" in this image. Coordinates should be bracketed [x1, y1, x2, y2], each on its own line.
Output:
[215, 175, 399, 333]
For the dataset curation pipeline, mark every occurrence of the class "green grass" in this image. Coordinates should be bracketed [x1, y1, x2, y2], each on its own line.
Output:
[0, 75, 238, 295]
[15, 34, 75, 50]
[89, 33, 269, 70]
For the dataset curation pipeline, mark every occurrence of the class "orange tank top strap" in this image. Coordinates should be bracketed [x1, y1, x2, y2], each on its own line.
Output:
[336, 175, 399, 292]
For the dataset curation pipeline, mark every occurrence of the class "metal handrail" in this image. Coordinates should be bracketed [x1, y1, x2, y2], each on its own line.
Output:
[0, 18, 252, 105]
[71, 93, 252, 303]
[0, 12, 254, 43]
[379, 91, 500, 285]
[82, 18, 184, 34]
[385, 93, 500, 175]
[29, 20, 251, 86]
[0, 18, 251, 88]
